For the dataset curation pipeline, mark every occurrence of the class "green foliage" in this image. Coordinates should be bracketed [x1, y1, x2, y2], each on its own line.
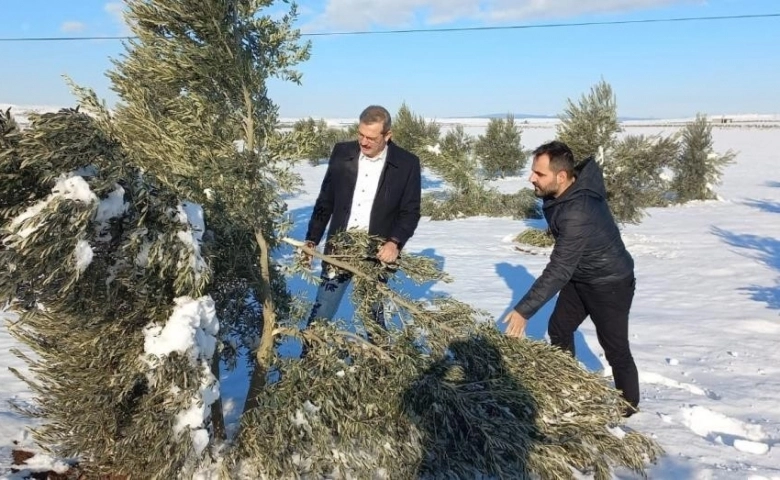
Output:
[601, 134, 678, 224]
[229, 230, 663, 479]
[105, 0, 314, 379]
[0, 108, 29, 221]
[556, 80, 693, 225]
[1, 0, 315, 476]
[557, 81, 737, 225]
[391, 102, 441, 157]
[671, 114, 736, 203]
[554, 82, 739, 225]
[424, 125, 478, 195]
[1, 108, 215, 479]
[378, 103, 543, 222]
[515, 228, 555, 248]
[423, 187, 541, 221]
[418, 124, 541, 221]
[557, 79, 622, 162]
[475, 114, 527, 179]
[291, 117, 354, 166]
[344, 121, 360, 138]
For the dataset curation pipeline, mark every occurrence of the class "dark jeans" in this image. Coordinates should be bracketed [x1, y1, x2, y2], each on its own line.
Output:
[548, 276, 639, 410]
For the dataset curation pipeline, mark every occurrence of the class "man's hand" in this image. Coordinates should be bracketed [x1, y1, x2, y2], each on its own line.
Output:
[503, 310, 528, 338]
[300, 240, 317, 268]
[377, 240, 399, 264]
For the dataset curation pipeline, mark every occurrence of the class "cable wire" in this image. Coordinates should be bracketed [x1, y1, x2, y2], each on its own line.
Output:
[0, 12, 778, 42]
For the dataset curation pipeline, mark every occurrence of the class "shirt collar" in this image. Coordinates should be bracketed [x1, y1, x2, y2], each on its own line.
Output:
[359, 145, 388, 163]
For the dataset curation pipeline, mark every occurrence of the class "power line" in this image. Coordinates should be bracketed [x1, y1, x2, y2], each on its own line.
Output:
[304, 13, 780, 37]
[0, 12, 778, 42]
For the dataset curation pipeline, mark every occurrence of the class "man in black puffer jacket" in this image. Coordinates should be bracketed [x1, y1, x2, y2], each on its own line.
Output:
[504, 140, 639, 416]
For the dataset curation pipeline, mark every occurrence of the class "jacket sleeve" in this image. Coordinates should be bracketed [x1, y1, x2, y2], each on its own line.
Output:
[513, 199, 591, 318]
[305, 145, 339, 245]
[389, 154, 422, 247]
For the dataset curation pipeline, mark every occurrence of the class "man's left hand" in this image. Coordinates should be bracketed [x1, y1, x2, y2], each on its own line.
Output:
[503, 310, 528, 338]
[377, 241, 399, 264]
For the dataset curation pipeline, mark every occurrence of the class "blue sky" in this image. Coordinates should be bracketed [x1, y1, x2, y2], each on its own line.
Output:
[1, 1, 778, 119]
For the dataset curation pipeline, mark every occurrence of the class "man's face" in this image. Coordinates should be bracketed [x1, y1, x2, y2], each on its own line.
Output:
[529, 153, 563, 198]
[357, 121, 390, 157]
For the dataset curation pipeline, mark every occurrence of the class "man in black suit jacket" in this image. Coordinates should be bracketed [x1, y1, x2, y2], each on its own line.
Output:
[304, 105, 422, 327]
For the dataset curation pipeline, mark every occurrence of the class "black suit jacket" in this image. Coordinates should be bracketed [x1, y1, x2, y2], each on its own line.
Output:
[305, 140, 422, 252]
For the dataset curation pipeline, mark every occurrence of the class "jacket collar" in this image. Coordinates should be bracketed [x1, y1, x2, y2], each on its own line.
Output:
[542, 156, 604, 210]
[347, 140, 399, 168]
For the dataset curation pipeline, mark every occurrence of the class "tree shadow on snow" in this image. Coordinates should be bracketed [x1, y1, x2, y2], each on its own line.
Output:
[743, 199, 780, 215]
[612, 455, 698, 480]
[765, 180, 780, 188]
[494, 262, 603, 372]
[711, 226, 780, 312]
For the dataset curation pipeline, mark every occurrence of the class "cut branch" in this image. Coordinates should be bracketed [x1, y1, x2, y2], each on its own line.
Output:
[282, 237, 456, 335]
[273, 326, 391, 361]
[242, 85, 254, 153]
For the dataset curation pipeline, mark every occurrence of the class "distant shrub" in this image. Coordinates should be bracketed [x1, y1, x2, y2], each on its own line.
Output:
[424, 125, 478, 195]
[601, 134, 678, 224]
[413, 118, 541, 221]
[391, 102, 440, 157]
[475, 114, 527, 179]
[422, 188, 540, 221]
[557, 80, 676, 224]
[670, 114, 736, 203]
[557, 80, 621, 162]
[292, 117, 353, 166]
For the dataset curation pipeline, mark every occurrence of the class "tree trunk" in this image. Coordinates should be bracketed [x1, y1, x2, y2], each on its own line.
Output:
[243, 363, 267, 412]
[209, 353, 226, 441]
[242, 229, 277, 413]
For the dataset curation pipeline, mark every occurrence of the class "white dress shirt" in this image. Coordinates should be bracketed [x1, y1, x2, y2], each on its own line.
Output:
[347, 146, 387, 230]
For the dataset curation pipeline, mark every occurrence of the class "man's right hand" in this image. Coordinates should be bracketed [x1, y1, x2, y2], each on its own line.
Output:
[503, 310, 528, 338]
[301, 240, 317, 268]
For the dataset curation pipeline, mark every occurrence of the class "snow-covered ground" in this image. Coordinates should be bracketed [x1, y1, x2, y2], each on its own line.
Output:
[2, 114, 780, 479]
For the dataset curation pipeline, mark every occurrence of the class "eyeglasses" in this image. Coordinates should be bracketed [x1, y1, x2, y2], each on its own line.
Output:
[358, 131, 388, 144]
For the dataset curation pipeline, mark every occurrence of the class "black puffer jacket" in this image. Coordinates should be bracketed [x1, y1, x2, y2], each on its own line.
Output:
[514, 157, 634, 319]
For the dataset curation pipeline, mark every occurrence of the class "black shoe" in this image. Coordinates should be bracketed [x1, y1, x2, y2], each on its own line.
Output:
[623, 405, 639, 418]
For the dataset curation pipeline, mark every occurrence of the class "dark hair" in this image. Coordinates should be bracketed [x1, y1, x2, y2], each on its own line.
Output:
[532, 140, 575, 178]
[359, 105, 392, 133]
